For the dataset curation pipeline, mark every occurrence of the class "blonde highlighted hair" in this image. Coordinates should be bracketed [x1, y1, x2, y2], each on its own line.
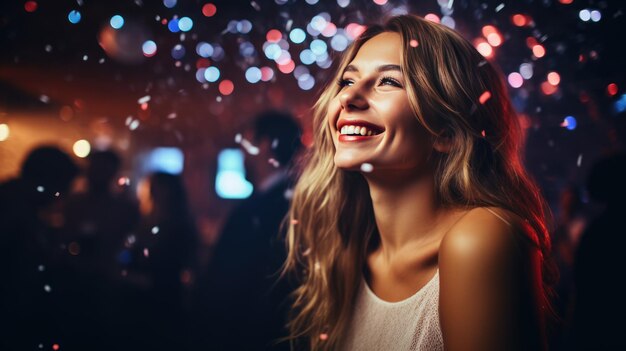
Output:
[281, 14, 555, 350]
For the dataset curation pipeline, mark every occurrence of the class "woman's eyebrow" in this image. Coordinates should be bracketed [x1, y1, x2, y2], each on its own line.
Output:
[343, 64, 402, 74]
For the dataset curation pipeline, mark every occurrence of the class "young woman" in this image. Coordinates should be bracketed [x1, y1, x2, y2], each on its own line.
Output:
[281, 15, 556, 350]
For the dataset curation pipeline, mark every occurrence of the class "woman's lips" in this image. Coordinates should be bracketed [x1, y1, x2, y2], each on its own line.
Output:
[338, 133, 382, 142]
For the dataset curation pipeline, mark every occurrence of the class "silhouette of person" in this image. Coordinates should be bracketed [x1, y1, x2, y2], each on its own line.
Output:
[59, 149, 139, 350]
[199, 110, 303, 350]
[550, 184, 588, 350]
[571, 152, 626, 350]
[0, 145, 79, 350]
[128, 171, 198, 350]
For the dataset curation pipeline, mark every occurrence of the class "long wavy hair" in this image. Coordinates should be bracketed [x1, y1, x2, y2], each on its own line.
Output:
[281, 14, 556, 350]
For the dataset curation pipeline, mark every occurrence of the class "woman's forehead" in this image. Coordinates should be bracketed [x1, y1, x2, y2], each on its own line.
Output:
[347, 32, 403, 71]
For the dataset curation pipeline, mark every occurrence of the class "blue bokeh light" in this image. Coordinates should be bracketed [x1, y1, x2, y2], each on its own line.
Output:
[289, 28, 306, 44]
[215, 149, 253, 199]
[110, 15, 124, 29]
[178, 17, 193, 32]
[68, 10, 81, 24]
[204, 66, 220, 82]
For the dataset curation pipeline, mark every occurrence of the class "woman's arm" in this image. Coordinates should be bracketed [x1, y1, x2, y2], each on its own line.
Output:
[439, 207, 543, 351]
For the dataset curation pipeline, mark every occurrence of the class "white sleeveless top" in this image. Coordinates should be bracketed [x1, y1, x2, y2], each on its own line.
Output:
[341, 270, 444, 351]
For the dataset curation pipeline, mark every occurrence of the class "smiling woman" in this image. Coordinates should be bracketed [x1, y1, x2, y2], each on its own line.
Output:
[280, 15, 556, 351]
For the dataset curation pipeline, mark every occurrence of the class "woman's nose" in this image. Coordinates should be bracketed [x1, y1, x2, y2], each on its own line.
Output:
[339, 83, 369, 111]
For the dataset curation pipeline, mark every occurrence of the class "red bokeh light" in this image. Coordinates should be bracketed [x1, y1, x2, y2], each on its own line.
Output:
[202, 3, 217, 17]
[24, 1, 37, 13]
[218, 80, 234, 96]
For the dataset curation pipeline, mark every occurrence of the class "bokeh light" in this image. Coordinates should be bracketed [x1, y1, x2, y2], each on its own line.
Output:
[110, 15, 124, 29]
[508, 72, 524, 88]
[245, 67, 262, 83]
[562, 116, 577, 130]
[289, 28, 306, 44]
[202, 3, 217, 17]
[73, 139, 91, 158]
[532, 44, 545, 58]
[142, 40, 157, 57]
[68, 10, 81, 24]
[24, 1, 38, 13]
[475, 39, 493, 58]
[219, 80, 234, 95]
[178, 17, 193, 32]
[204, 66, 220, 82]
[0, 124, 9, 141]
[547, 72, 561, 86]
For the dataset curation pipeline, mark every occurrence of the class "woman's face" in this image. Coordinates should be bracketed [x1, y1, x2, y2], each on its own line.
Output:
[327, 32, 433, 177]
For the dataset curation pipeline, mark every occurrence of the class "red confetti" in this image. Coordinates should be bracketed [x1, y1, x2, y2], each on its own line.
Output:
[52, 344, 60, 351]
[607, 83, 618, 96]
[319, 333, 329, 341]
[479, 91, 491, 104]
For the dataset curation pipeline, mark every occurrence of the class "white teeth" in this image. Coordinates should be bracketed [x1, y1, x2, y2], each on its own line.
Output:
[339, 124, 380, 136]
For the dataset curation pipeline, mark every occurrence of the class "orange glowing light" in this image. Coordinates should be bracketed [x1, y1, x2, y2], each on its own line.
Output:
[547, 72, 561, 86]
[512, 14, 527, 27]
[541, 81, 558, 95]
[532, 45, 545, 58]
[475, 39, 493, 58]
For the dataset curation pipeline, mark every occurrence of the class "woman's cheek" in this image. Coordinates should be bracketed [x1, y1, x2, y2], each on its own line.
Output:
[326, 96, 342, 130]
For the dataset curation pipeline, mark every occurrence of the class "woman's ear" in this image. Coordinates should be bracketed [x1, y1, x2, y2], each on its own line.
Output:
[433, 132, 453, 153]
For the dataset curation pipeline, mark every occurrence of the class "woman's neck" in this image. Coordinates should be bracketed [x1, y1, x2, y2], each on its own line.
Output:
[364, 169, 455, 263]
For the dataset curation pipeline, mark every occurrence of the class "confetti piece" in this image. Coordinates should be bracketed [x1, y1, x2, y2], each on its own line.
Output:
[577, 154, 583, 167]
[479, 91, 492, 104]
[151, 226, 160, 234]
[268, 158, 280, 167]
[409, 39, 419, 47]
[360, 163, 374, 172]
[137, 95, 151, 104]
[319, 333, 329, 341]
[291, 219, 299, 225]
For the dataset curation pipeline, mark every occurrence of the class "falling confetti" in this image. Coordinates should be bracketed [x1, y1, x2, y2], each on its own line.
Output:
[479, 91, 492, 104]
[360, 163, 374, 172]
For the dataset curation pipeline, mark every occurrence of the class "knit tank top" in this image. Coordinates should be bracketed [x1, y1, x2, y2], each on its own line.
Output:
[341, 270, 443, 351]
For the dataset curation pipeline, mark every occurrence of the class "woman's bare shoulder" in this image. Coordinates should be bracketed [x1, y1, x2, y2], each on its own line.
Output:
[439, 207, 526, 272]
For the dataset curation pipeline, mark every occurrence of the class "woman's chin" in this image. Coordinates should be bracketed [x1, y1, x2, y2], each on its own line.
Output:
[334, 156, 371, 172]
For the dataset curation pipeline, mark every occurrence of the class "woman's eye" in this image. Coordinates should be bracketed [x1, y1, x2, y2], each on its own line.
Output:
[379, 77, 402, 87]
[337, 78, 353, 88]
